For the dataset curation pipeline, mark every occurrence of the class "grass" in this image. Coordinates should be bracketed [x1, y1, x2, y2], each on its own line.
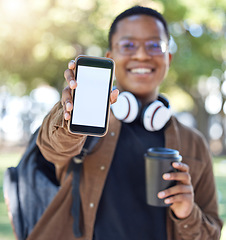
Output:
[0, 151, 226, 239]
[214, 157, 226, 240]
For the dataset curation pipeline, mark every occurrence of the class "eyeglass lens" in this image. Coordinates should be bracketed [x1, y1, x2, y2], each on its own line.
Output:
[117, 39, 167, 56]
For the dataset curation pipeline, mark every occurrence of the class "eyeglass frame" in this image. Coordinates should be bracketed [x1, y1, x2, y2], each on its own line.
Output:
[112, 38, 168, 56]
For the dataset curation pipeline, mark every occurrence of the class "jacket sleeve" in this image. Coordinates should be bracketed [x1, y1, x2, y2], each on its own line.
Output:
[169, 127, 223, 240]
[36, 101, 87, 181]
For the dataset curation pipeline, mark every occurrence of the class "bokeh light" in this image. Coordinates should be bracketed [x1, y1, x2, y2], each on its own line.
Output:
[205, 93, 222, 115]
[189, 24, 203, 38]
[209, 123, 223, 140]
[223, 102, 226, 114]
[221, 80, 226, 96]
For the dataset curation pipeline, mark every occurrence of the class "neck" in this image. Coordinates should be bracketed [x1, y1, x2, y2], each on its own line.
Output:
[116, 85, 159, 106]
[135, 90, 159, 106]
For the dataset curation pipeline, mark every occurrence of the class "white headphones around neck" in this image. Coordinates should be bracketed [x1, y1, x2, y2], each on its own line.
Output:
[111, 91, 171, 131]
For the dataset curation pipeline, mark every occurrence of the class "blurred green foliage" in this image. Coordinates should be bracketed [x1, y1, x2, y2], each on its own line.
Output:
[0, 0, 225, 94]
[0, 0, 226, 141]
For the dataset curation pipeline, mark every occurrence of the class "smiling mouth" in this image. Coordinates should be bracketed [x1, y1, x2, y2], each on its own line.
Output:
[129, 68, 155, 74]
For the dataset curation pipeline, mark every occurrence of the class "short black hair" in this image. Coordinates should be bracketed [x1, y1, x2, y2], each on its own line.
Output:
[108, 5, 170, 49]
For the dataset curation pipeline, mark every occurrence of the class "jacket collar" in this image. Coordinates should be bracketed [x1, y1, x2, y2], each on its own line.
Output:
[165, 116, 181, 152]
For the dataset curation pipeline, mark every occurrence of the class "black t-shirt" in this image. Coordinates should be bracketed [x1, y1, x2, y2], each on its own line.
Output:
[94, 120, 167, 240]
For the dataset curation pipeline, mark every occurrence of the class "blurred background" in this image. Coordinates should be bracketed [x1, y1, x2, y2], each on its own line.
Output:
[0, 0, 225, 239]
[0, 0, 225, 154]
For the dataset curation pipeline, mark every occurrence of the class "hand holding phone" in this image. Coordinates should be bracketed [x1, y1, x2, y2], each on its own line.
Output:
[68, 55, 115, 136]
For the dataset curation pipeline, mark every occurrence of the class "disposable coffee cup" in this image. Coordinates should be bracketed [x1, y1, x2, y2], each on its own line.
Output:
[144, 147, 182, 207]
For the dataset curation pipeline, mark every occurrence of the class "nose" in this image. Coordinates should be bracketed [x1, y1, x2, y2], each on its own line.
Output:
[131, 44, 152, 61]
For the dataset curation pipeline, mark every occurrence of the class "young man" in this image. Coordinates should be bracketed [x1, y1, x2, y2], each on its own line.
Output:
[29, 5, 222, 240]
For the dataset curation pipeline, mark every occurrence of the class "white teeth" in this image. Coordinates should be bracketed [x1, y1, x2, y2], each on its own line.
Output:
[130, 68, 152, 74]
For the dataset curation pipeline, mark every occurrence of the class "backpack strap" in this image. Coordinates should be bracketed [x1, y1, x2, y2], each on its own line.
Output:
[67, 136, 100, 238]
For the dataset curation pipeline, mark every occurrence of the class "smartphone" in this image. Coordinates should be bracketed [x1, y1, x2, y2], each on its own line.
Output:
[68, 55, 115, 136]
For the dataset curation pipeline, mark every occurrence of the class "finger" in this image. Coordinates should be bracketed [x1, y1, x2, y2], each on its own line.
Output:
[110, 88, 119, 104]
[158, 184, 193, 199]
[164, 193, 192, 205]
[172, 162, 189, 172]
[64, 112, 71, 121]
[64, 69, 77, 89]
[68, 60, 75, 70]
[61, 86, 73, 120]
[67, 60, 76, 89]
[163, 171, 191, 185]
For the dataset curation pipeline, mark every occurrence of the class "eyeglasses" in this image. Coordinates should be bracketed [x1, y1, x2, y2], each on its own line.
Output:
[114, 39, 168, 56]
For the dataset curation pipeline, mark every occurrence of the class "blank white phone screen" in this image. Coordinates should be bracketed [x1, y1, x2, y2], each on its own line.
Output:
[72, 65, 111, 127]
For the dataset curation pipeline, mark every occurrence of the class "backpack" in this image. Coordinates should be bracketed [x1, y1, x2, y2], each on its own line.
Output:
[3, 128, 99, 240]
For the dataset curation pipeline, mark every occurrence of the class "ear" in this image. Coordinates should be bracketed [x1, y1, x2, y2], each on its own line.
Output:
[105, 50, 112, 59]
[168, 53, 173, 65]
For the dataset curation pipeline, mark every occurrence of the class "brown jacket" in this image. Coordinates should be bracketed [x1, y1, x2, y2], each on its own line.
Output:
[29, 102, 222, 240]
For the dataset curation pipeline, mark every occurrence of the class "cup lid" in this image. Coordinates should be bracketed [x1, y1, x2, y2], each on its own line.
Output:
[147, 147, 182, 160]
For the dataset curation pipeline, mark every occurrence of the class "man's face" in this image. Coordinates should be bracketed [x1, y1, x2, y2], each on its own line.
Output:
[106, 15, 172, 102]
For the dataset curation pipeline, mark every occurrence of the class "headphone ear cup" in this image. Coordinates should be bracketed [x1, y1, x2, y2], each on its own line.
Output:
[111, 92, 140, 123]
[143, 101, 171, 131]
